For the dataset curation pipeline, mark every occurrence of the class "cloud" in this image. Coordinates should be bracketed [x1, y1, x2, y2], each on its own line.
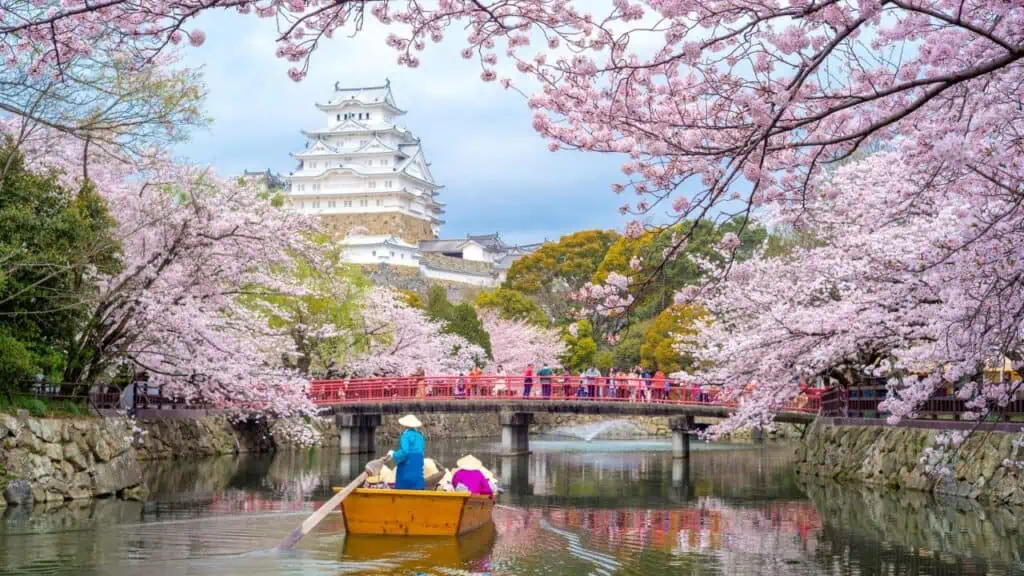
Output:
[175, 11, 631, 243]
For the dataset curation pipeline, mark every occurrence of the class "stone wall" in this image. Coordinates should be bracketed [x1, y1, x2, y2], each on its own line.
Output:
[0, 413, 145, 506]
[357, 263, 480, 302]
[320, 212, 434, 244]
[135, 416, 272, 460]
[796, 419, 1024, 505]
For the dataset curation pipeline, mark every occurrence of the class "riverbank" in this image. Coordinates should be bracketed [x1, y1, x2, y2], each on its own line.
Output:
[796, 419, 1024, 505]
[2, 410, 794, 506]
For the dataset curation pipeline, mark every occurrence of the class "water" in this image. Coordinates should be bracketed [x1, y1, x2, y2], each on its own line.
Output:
[547, 419, 642, 441]
[2, 437, 1023, 575]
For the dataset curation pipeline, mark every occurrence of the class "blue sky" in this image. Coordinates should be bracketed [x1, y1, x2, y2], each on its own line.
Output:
[175, 12, 633, 246]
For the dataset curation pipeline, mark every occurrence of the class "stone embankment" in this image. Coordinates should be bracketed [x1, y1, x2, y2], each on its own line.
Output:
[0, 413, 145, 506]
[796, 419, 1024, 505]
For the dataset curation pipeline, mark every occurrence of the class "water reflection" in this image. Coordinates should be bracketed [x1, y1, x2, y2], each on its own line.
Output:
[0, 439, 1021, 575]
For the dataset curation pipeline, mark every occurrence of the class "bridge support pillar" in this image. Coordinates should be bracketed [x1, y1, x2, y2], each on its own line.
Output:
[500, 412, 533, 456]
[336, 413, 381, 455]
[670, 415, 695, 459]
[751, 426, 764, 444]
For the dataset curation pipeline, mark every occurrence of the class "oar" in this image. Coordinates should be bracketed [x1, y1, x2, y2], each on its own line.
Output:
[278, 454, 390, 550]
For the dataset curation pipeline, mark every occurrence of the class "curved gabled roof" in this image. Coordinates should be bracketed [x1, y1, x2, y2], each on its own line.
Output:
[316, 81, 406, 115]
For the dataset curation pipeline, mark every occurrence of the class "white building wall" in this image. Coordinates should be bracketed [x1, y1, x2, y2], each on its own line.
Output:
[341, 244, 419, 267]
[420, 267, 500, 287]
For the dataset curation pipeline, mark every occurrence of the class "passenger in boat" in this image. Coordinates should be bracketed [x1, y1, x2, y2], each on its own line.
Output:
[451, 455, 494, 496]
[388, 414, 425, 490]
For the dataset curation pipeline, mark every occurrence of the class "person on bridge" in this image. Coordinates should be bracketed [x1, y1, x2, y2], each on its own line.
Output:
[523, 363, 534, 397]
[538, 363, 554, 397]
[388, 414, 426, 490]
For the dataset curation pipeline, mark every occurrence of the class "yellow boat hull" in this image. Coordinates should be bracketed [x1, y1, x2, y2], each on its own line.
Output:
[333, 487, 495, 536]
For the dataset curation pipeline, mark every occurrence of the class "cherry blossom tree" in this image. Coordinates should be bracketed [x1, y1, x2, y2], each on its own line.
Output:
[480, 311, 564, 374]
[8, 118, 317, 416]
[344, 287, 483, 376]
[682, 152, 1024, 434]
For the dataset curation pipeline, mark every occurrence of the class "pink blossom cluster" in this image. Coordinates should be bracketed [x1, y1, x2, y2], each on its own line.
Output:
[344, 288, 484, 376]
[682, 152, 1024, 435]
[480, 312, 565, 374]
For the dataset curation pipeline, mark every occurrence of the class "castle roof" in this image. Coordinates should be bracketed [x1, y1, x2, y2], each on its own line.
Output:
[316, 80, 405, 114]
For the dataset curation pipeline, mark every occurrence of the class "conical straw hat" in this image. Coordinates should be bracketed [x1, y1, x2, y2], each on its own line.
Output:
[398, 414, 423, 428]
[423, 458, 441, 477]
[456, 454, 483, 471]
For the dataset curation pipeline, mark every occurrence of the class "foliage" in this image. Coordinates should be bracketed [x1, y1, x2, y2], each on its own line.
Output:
[6, 119, 316, 417]
[559, 319, 598, 374]
[593, 218, 766, 320]
[640, 305, 706, 374]
[474, 288, 549, 327]
[425, 285, 492, 360]
[609, 319, 653, 371]
[480, 312, 564, 373]
[504, 230, 618, 320]
[0, 143, 120, 391]
[243, 243, 370, 377]
[0, 395, 90, 418]
[345, 288, 484, 376]
[6, 0, 1024, 434]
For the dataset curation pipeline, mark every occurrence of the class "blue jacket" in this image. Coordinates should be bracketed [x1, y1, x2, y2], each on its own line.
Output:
[392, 428, 425, 490]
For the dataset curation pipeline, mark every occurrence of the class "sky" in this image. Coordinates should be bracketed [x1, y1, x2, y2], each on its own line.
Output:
[175, 11, 634, 246]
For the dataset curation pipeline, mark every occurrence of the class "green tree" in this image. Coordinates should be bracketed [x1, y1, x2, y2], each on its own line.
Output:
[243, 241, 371, 376]
[610, 319, 653, 370]
[0, 144, 120, 390]
[474, 288, 549, 326]
[594, 217, 768, 321]
[559, 319, 598, 374]
[640, 305, 706, 373]
[504, 229, 618, 321]
[425, 285, 492, 360]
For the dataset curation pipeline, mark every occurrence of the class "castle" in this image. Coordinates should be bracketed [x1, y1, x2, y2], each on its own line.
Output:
[267, 80, 540, 287]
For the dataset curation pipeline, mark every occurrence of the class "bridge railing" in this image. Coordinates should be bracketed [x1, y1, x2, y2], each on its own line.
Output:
[308, 376, 824, 413]
[819, 385, 1024, 420]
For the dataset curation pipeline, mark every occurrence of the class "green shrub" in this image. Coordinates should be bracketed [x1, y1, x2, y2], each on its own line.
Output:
[14, 396, 47, 417]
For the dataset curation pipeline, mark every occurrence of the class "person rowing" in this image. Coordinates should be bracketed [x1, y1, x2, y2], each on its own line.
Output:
[388, 414, 425, 490]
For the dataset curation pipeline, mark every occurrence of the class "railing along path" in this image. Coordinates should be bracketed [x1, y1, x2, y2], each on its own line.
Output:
[308, 376, 824, 414]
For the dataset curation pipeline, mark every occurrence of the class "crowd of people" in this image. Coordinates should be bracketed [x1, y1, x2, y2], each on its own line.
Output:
[445, 364, 680, 403]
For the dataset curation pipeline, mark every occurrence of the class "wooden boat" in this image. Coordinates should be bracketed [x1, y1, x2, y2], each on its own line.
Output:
[341, 521, 496, 568]
[332, 487, 495, 536]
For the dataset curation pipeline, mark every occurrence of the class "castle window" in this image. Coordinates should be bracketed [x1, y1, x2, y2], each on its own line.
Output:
[360, 199, 368, 207]
[390, 251, 395, 257]
[328, 200, 335, 208]
[368, 181, 377, 190]
[312, 200, 320, 209]
[344, 200, 352, 207]
[336, 114, 340, 121]
[372, 250, 376, 256]
[366, 113, 371, 121]
[385, 180, 394, 188]
[367, 159, 373, 166]
[360, 140, 368, 146]
[376, 199, 383, 207]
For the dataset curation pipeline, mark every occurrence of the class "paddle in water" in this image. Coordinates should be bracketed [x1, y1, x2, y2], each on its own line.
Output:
[278, 454, 390, 550]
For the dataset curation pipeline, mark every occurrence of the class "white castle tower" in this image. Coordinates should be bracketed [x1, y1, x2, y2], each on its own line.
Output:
[286, 80, 445, 244]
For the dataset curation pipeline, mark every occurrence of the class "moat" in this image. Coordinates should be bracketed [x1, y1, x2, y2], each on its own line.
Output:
[2, 438, 1022, 575]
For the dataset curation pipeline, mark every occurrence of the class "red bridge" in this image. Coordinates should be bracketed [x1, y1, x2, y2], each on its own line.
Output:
[309, 375, 823, 458]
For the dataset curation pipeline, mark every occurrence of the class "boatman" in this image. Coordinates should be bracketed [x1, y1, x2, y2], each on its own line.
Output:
[388, 414, 425, 490]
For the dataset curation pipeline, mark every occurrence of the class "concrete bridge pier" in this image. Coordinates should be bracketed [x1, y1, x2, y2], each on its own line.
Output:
[670, 415, 695, 459]
[336, 413, 381, 455]
[500, 455, 532, 495]
[751, 426, 764, 444]
[500, 412, 533, 456]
